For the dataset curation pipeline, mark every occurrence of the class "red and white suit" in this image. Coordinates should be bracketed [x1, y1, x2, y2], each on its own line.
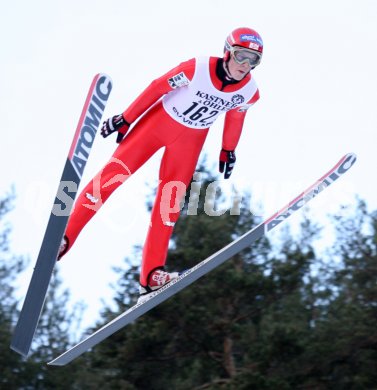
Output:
[63, 56, 259, 286]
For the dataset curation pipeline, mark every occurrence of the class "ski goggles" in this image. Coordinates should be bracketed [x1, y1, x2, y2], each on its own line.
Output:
[229, 47, 262, 67]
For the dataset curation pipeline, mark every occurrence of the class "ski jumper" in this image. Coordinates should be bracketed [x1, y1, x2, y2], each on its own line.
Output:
[63, 56, 260, 286]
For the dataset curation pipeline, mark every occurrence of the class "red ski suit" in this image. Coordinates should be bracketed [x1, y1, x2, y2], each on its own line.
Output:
[64, 56, 259, 286]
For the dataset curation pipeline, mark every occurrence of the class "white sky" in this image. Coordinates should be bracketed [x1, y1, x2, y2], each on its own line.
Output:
[1, 0, 376, 333]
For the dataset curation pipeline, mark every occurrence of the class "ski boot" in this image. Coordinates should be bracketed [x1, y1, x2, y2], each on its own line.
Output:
[57, 236, 69, 260]
[138, 268, 179, 304]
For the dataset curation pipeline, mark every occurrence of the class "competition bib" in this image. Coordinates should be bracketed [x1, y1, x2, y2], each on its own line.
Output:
[162, 57, 258, 129]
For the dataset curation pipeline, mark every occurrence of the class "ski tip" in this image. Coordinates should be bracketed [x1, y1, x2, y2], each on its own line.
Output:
[345, 152, 357, 159]
[94, 73, 113, 83]
[343, 152, 357, 168]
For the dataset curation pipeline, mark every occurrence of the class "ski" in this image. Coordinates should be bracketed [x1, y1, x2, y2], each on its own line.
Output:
[11, 74, 113, 357]
[48, 152, 356, 366]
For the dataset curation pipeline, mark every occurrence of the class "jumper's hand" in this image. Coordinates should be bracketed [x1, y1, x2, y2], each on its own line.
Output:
[101, 114, 130, 143]
[219, 149, 236, 179]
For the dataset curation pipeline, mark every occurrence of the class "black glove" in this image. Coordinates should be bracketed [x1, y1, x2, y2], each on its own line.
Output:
[101, 114, 131, 143]
[219, 149, 236, 179]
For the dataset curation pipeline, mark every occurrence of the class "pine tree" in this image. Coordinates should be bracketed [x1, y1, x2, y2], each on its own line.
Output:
[79, 166, 316, 389]
[0, 189, 31, 388]
[0, 189, 90, 388]
[299, 201, 377, 389]
[75, 167, 377, 389]
[25, 269, 87, 389]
